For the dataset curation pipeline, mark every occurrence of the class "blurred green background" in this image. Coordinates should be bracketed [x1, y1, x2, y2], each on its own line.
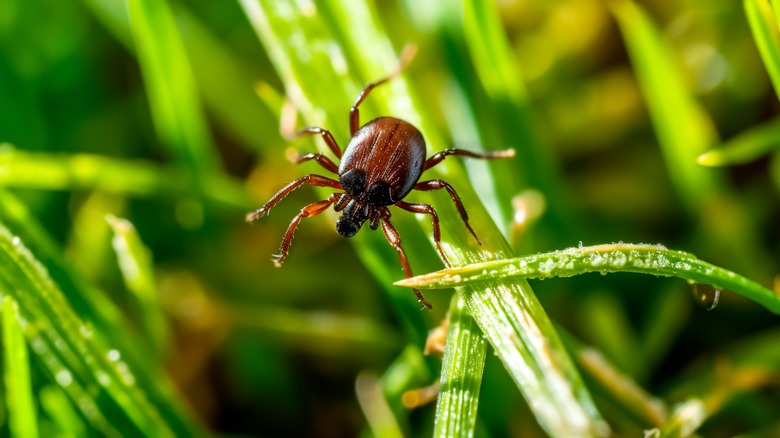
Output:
[0, 0, 779, 436]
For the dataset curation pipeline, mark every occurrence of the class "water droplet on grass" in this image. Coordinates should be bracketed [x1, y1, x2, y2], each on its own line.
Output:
[692, 284, 720, 311]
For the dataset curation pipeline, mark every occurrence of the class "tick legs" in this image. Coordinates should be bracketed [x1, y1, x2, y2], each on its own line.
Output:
[395, 201, 451, 268]
[350, 44, 417, 135]
[272, 194, 341, 267]
[422, 148, 516, 171]
[380, 213, 433, 310]
[293, 126, 343, 159]
[293, 153, 339, 174]
[414, 180, 482, 245]
[246, 174, 341, 222]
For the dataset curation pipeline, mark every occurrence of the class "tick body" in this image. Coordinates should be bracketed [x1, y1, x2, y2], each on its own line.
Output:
[247, 54, 514, 309]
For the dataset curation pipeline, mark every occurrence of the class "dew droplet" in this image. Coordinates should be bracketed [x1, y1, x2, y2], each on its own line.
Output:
[692, 284, 720, 311]
[11, 236, 20, 246]
[56, 369, 73, 387]
[107, 349, 121, 362]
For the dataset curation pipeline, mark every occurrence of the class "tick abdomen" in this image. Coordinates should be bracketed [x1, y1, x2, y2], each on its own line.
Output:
[338, 117, 426, 206]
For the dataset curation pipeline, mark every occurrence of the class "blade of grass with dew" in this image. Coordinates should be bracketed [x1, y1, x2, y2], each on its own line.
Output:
[0, 191, 204, 436]
[240, 1, 608, 435]
[745, 0, 780, 101]
[106, 215, 168, 356]
[0, 145, 253, 210]
[434, 294, 486, 438]
[2, 296, 39, 438]
[698, 118, 780, 166]
[125, 0, 220, 176]
[398, 243, 780, 315]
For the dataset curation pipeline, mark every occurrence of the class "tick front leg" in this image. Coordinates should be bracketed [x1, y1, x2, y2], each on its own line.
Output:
[422, 148, 515, 171]
[293, 153, 339, 174]
[293, 127, 343, 159]
[380, 215, 433, 310]
[414, 180, 482, 245]
[394, 201, 451, 268]
[349, 44, 417, 135]
[246, 174, 341, 222]
[272, 193, 340, 267]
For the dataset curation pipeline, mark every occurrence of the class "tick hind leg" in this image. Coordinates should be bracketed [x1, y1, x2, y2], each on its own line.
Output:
[272, 193, 341, 267]
[422, 148, 516, 171]
[379, 213, 433, 310]
[395, 201, 451, 268]
[414, 180, 482, 245]
[292, 126, 343, 159]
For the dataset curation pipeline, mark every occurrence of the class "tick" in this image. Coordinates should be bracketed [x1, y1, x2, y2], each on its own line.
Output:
[247, 56, 514, 309]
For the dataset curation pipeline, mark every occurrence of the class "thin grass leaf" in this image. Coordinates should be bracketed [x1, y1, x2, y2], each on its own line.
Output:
[125, 0, 220, 175]
[656, 399, 706, 438]
[106, 215, 168, 356]
[698, 118, 780, 166]
[2, 296, 39, 438]
[745, 0, 780, 101]
[398, 243, 780, 315]
[433, 294, 486, 438]
[39, 385, 86, 437]
[612, 0, 722, 208]
[0, 145, 252, 210]
[240, 1, 608, 435]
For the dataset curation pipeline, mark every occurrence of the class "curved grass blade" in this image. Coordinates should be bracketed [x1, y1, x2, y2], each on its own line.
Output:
[434, 294, 486, 438]
[745, 0, 780, 101]
[698, 118, 780, 166]
[397, 243, 780, 315]
[2, 296, 39, 438]
[656, 399, 707, 438]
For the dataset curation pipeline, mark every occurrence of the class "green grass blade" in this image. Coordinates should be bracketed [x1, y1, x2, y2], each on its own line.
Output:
[433, 294, 486, 438]
[0, 190, 203, 437]
[612, 0, 722, 208]
[745, 0, 780, 101]
[0, 145, 252, 210]
[39, 385, 86, 437]
[106, 215, 168, 356]
[2, 296, 39, 438]
[398, 243, 780, 315]
[698, 118, 780, 166]
[125, 0, 220, 175]
[657, 399, 707, 438]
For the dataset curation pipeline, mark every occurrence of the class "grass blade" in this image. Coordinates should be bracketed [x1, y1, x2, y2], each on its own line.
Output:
[433, 294, 486, 438]
[745, 0, 780, 101]
[2, 296, 39, 438]
[125, 0, 220, 175]
[698, 118, 780, 166]
[106, 215, 168, 356]
[398, 243, 780, 315]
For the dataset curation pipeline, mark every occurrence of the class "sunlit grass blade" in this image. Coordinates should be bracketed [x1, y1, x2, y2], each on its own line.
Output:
[612, 0, 722, 208]
[655, 399, 706, 438]
[39, 385, 86, 436]
[2, 296, 39, 438]
[125, 0, 220, 175]
[745, 0, 780, 101]
[0, 225, 189, 436]
[106, 215, 168, 356]
[0, 190, 202, 438]
[0, 145, 252, 209]
[698, 118, 780, 166]
[398, 243, 780, 314]
[433, 294, 486, 438]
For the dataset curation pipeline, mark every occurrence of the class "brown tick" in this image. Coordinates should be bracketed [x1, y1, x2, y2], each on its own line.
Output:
[247, 54, 514, 309]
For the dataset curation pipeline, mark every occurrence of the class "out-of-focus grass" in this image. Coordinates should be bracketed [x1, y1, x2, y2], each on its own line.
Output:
[0, 0, 778, 437]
